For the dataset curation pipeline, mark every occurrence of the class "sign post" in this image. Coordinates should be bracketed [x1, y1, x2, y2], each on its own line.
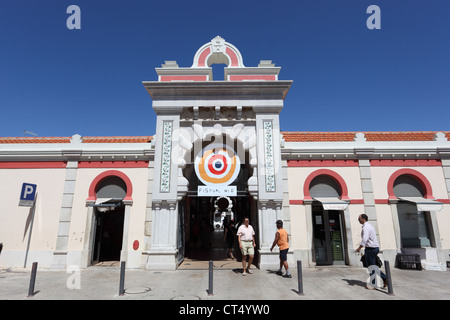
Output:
[20, 183, 37, 268]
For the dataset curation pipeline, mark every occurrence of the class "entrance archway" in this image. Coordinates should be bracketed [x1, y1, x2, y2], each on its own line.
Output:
[86, 171, 132, 267]
[179, 136, 258, 269]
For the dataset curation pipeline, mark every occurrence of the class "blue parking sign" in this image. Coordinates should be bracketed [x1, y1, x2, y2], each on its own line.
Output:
[19, 183, 37, 207]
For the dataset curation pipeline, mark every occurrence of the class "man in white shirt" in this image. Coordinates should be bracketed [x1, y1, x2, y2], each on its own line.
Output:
[356, 214, 387, 288]
[237, 217, 256, 276]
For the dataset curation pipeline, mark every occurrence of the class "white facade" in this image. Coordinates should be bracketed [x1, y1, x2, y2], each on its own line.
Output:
[1, 37, 449, 271]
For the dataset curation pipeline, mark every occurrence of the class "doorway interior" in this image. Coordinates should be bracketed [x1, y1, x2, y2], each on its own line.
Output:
[91, 204, 125, 266]
[179, 193, 257, 269]
[312, 204, 347, 266]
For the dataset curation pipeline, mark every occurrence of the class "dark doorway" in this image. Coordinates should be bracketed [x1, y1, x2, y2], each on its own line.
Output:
[92, 206, 125, 265]
[312, 205, 346, 266]
[184, 194, 256, 263]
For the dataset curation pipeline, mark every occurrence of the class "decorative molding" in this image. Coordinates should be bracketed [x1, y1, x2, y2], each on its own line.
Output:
[160, 121, 173, 193]
[263, 120, 275, 192]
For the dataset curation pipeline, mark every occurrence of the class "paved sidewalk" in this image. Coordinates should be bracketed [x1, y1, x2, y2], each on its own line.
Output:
[1, 265, 449, 301]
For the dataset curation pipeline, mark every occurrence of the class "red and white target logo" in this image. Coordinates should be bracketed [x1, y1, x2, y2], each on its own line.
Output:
[194, 143, 241, 186]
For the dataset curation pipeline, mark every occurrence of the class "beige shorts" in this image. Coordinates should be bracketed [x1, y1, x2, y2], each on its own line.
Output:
[241, 241, 254, 256]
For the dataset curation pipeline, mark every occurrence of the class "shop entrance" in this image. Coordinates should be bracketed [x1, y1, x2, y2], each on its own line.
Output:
[92, 205, 125, 265]
[178, 138, 258, 269]
[90, 175, 127, 266]
[312, 205, 347, 266]
[183, 194, 256, 262]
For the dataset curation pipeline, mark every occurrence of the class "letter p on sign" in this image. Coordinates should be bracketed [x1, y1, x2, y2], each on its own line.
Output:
[19, 183, 37, 207]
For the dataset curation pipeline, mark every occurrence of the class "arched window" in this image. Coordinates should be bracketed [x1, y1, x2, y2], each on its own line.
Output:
[96, 176, 127, 200]
[393, 174, 435, 248]
[309, 175, 342, 198]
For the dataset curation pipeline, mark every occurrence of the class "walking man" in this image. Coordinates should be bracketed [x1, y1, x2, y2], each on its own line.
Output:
[356, 214, 387, 289]
[237, 217, 256, 276]
[270, 220, 291, 278]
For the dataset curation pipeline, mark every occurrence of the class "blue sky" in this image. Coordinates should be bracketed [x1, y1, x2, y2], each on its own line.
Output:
[0, 0, 449, 137]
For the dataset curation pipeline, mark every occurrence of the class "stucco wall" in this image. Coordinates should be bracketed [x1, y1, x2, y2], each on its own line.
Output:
[0, 168, 66, 267]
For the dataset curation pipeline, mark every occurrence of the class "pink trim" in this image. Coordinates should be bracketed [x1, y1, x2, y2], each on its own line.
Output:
[371, 159, 441, 167]
[288, 160, 359, 167]
[387, 168, 433, 200]
[229, 75, 276, 81]
[350, 199, 365, 204]
[79, 161, 148, 168]
[225, 47, 239, 67]
[0, 161, 67, 169]
[303, 169, 349, 200]
[197, 47, 211, 67]
[289, 200, 303, 205]
[160, 75, 208, 82]
[87, 170, 133, 202]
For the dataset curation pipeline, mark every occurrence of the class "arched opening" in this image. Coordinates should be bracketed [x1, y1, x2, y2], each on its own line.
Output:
[394, 174, 436, 249]
[178, 134, 257, 269]
[308, 174, 349, 266]
[91, 175, 127, 266]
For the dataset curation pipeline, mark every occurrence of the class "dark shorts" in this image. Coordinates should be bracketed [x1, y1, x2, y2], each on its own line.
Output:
[279, 248, 289, 262]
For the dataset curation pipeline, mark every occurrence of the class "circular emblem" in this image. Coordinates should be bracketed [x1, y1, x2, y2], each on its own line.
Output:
[194, 143, 240, 186]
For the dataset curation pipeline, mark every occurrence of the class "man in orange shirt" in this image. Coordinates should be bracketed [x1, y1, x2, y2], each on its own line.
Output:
[270, 220, 291, 278]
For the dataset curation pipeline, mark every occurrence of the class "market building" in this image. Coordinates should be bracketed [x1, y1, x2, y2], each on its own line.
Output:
[1, 37, 449, 271]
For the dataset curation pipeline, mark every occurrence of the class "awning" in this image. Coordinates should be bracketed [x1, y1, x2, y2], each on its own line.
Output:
[313, 197, 349, 210]
[398, 197, 443, 212]
[92, 198, 123, 212]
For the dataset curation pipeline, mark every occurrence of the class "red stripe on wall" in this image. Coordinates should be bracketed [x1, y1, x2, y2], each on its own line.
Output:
[160, 75, 208, 82]
[225, 47, 239, 67]
[287, 160, 359, 167]
[78, 161, 149, 168]
[0, 161, 67, 169]
[229, 75, 276, 81]
[370, 159, 441, 166]
[197, 47, 211, 67]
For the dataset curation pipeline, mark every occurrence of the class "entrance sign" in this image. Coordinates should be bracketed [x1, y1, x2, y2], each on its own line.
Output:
[195, 143, 240, 187]
[19, 183, 37, 207]
[198, 185, 237, 196]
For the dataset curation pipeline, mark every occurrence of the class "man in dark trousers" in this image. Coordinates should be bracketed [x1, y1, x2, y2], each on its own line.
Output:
[356, 214, 387, 289]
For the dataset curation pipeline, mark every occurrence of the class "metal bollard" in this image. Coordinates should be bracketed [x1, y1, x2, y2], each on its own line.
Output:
[119, 261, 126, 296]
[27, 262, 38, 297]
[207, 260, 214, 296]
[297, 260, 304, 296]
[384, 260, 394, 296]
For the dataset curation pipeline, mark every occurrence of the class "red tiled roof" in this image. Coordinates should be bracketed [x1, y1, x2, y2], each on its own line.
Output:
[281, 131, 450, 142]
[0, 137, 71, 144]
[83, 136, 153, 143]
[0, 136, 153, 144]
[1, 132, 449, 144]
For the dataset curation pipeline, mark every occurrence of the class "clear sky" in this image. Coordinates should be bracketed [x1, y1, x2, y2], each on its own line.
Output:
[0, 0, 449, 137]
